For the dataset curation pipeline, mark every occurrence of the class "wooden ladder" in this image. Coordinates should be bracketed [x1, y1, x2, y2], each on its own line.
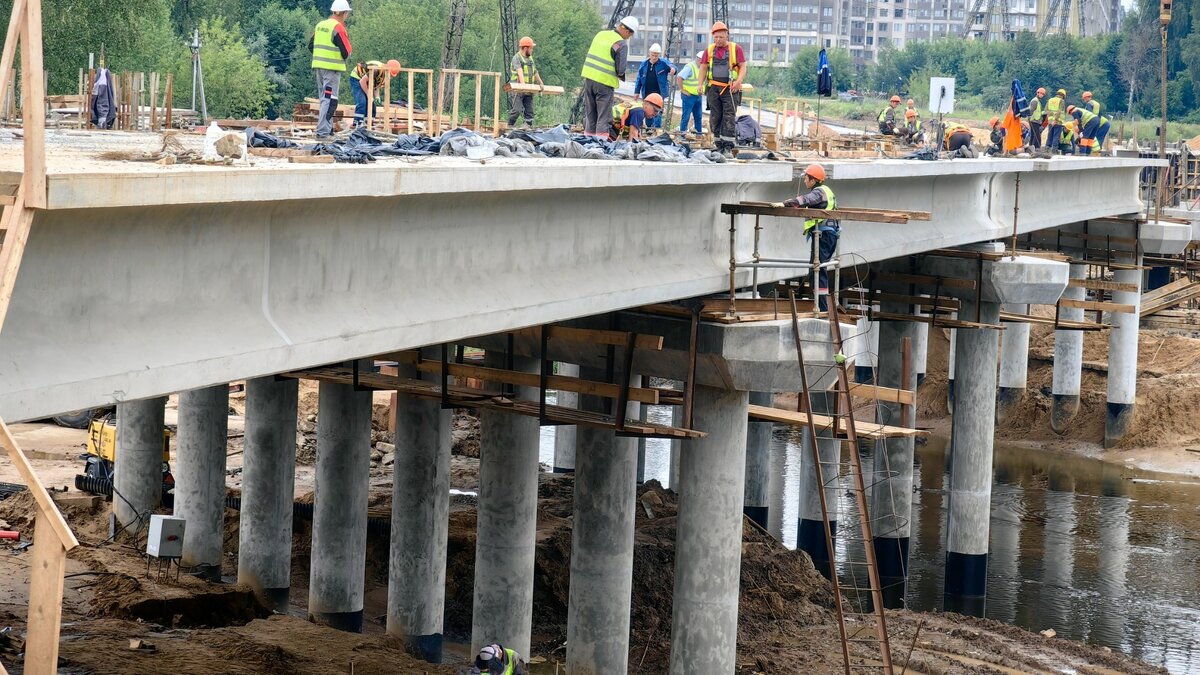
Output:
[789, 289, 895, 674]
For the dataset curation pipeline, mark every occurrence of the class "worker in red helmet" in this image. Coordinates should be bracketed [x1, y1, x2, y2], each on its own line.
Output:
[508, 36, 545, 129]
[610, 92, 663, 141]
[769, 163, 839, 311]
[697, 20, 747, 157]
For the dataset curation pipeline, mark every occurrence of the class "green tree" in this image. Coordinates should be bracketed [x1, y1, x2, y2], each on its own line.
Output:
[173, 18, 273, 118]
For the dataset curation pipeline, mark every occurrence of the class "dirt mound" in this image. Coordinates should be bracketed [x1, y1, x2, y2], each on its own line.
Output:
[453, 409, 481, 457]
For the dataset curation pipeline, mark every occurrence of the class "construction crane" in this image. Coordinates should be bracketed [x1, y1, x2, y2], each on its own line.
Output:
[569, 0, 640, 125]
[962, 0, 1014, 41]
[711, 0, 727, 25]
[662, 0, 690, 123]
[1038, 0, 1099, 37]
[500, 0, 519, 75]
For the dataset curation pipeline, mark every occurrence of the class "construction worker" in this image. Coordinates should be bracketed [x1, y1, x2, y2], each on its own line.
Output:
[1080, 91, 1110, 148]
[676, 50, 704, 137]
[580, 16, 637, 138]
[350, 59, 401, 128]
[634, 43, 675, 130]
[508, 36, 544, 129]
[768, 164, 839, 310]
[878, 95, 901, 135]
[473, 643, 525, 675]
[1059, 118, 1077, 154]
[309, 0, 353, 140]
[1044, 88, 1067, 153]
[986, 116, 1004, 155]
[611, 93, 663, 141]
[1028, 86, 1046, 148]
[697, 21, 746, 156]
[1068, 104, 1110, 156]
[1081, 91, 1101, 116]
[944, 122, 974, 156]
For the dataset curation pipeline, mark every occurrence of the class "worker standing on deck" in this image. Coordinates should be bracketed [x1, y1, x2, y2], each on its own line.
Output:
[508, 37, 545, 129]
[878, 95, 901, 135]
[473, 643, 526, 675]
[769, 163, 839, 311]
[611, 93, 663, 141]
[580, 16, 637, 138]
[676, 51, 705, 138]
[634, 43, 675, 130]
[697, 21, 746, 157]
[1068, 104, 1110, 156]
[350, 59, 400, 128]
[1044, 88, 1067, 153]
[1027, 87, 1046, 148]
[309, 0, 353, 140]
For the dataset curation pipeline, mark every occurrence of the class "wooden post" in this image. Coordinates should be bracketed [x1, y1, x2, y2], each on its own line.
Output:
[436, 70, 446, 134]
[451, 71, 460, 128]
[492, 73, 500, 136]
[18, 0, 45, 208]
[85, 68, 94, 129]
[0, 0, 29, 125]
[149, 72, 158, 130]
[164, 72, 173, 128]
[26, 515, 66, 674]
[473, 74, 481, 131]
[427, 72, 434, 133]
[407, 70, 414, 133]
[382, 71, 390, 131]
[366, 67, 374, 130]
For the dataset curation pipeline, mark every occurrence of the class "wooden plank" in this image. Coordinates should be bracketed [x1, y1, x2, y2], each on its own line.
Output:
[289, 155, 335, 164]
[1141, 277, 1193, 304]
[408, 360, 661, 404]
[0, 185, 32, 332]
[0, 419, 77, 548]
[874, 272, 977, 290]
[249, 147, 310, 158]
[1056, 231, 1139, 246]
[1141, 283, 1200, 317]
[929, 247, 1006, 261]
[843, 290, 960, 311]
[19, 0, 45, 209]
[0, 0, 26, 132]
[1058, 298, 1136, 314]
[25, 515, 66, 675]
[504, 82, 565, 94]
[999, 311, 1108, 330]
[1069, 278, 1139, 292]
[636, 303, 695, 318]
[721, 202, 924, 224]
[546, 326, 664, 350]
[871, 310, 1003, 330]
[848, 383, 915, 405]
[748, 404, 927, 440]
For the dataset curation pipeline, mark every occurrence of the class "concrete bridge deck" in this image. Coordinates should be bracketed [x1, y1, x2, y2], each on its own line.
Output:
[0, 146, 1161, 421]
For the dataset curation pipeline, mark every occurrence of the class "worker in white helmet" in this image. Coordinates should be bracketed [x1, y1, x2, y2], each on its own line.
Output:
[472, 643, 526, 675]
[579, 15, 638, 137]
[634, 42, 675, 130]
[675, 50, 705, 138]
[308, 0, 353, 140]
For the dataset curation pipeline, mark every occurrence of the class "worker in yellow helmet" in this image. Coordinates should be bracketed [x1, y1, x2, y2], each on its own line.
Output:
[1044, 88, 1068, 153]
[508, 36, 545, 129]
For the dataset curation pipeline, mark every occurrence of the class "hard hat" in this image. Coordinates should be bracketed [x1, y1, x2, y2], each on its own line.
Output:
[478, 644, 501, 662]
[1082, 90, 1092, 100]
[890, 95, 901, 103]
[1056, 88, 1066, 96]
[989, 115, 999, 126]
[804, 163, 826, 182]
[619, 16, 639, 31]
[650, 42, 662, 54]
[1037, 87, 1046, 95]
[330, 0, 351, 12]
[697, 50, 706, 59]
[1066, 104, 1077, 114]
[644, 93, 664, 108]
[711, 20, 729, 34]
[906, 98, 914, 106]
[386, 59, 401, 76]
[519, 36, 535, 48]
[905, 109, 917, 119]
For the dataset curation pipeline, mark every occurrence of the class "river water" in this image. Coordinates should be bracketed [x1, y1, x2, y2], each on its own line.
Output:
[538, 408, 1200, 674]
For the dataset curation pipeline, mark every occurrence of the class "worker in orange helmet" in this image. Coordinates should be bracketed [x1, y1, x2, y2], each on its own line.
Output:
[508, 36, 545, 129]
[878, 94, 902, 135]
[610, 92, 663, 141]
[1027, 86, 1047, 148]
[769, 163, 839, 310]
[697, 20, 747, 156]
[351, 58, 401, 128]
[986, 115, 1005, 155]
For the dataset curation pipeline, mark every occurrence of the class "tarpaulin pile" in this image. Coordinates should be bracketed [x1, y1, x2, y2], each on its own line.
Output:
[247, 125, 729, 164]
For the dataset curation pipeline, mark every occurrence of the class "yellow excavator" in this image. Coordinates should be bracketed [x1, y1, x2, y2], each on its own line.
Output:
[74, 416, 174, 503]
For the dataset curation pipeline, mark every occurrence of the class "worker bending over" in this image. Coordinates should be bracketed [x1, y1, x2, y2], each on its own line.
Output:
[473, 643, 525, 675]
[634, 43, 675, 130]
[1080, 91, 1110, 148]
[309, 0, 353, 140]
[1044, 88, 1068, 153]
[580, 16, 637, 138]
[1067, 104, 1110, 156]
[675, 51, 705, 137]
[944, 122, 974, 156]
[697, 21, 746, 156]
[508, 36, 544, 129]
[611, 93, 663, 141]
[1059, 120, 1077, 155]
[769, 163, 839, 311]
[1028, 87, 1046, 148]
[878, 95, 901, 135]
[350, 59, 400, 128]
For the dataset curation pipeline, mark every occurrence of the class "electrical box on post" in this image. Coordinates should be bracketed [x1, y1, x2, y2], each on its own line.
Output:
[146, 515, 185, 559]
[929, 77, 956, 115]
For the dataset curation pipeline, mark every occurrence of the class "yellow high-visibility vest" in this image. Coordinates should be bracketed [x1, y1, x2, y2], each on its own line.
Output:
[311, 18, 346, 72]
[581, 30, 621, 88]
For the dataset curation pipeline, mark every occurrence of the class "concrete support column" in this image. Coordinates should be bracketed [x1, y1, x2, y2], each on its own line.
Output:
[668, 405, 682, 490]
[743, 391, 773, 529]
[567, 368, 637, 674]
[238, 376, 298, 613]
[871, 312, 916, 609]
[113, 396, 168, 531]
[947, 326, 957, 414]
[997, 304, 1030, 421]
[670, 385, 748, 674]
[913, 320, 929, 387]
[944, 299, 1000, 617]
[853, 316, 877, 383]
[1052, 264, 1087, 433]
[174, 384, 229, 580]
[472, 353, 540, 658]
[1042, 468, 1076, 633]
[388, 364, 451, 662]
[628, 375, 643, 484]
[1105, 261, 1142, 447]
[553, 363, 578, 473]
[1096, 492, 1130, 645]
[797, 391, 839, 579]
[309, 368, 372, 632]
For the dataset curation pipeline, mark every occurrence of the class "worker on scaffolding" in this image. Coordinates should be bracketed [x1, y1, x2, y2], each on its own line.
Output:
[1044, 88, 1068, 153]
[472, 643, 526, 675]
[676, 51, 705, 139]
[1028, 86, 1046, 148]
[580, 16, 637, 138]
[350, 59, 401, 128]
[697, 21, 746, 157]
[1067, 104, 1110, 156]
[878, 95, 901, 135]
[610, 93, 664, 141]
[634, 43, 675, 130]
[769, 163, 839, 311]
[309, 0, 353, 140]
[509, 36, 545, 129]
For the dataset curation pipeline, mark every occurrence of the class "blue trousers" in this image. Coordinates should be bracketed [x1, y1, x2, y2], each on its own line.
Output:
[1096, 120, 1110, 150]
[1046, 123, 1064, 153]
[351, 82, 368, 126]
[810, 228, 840, 311]
[679, 94, 703, 133]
